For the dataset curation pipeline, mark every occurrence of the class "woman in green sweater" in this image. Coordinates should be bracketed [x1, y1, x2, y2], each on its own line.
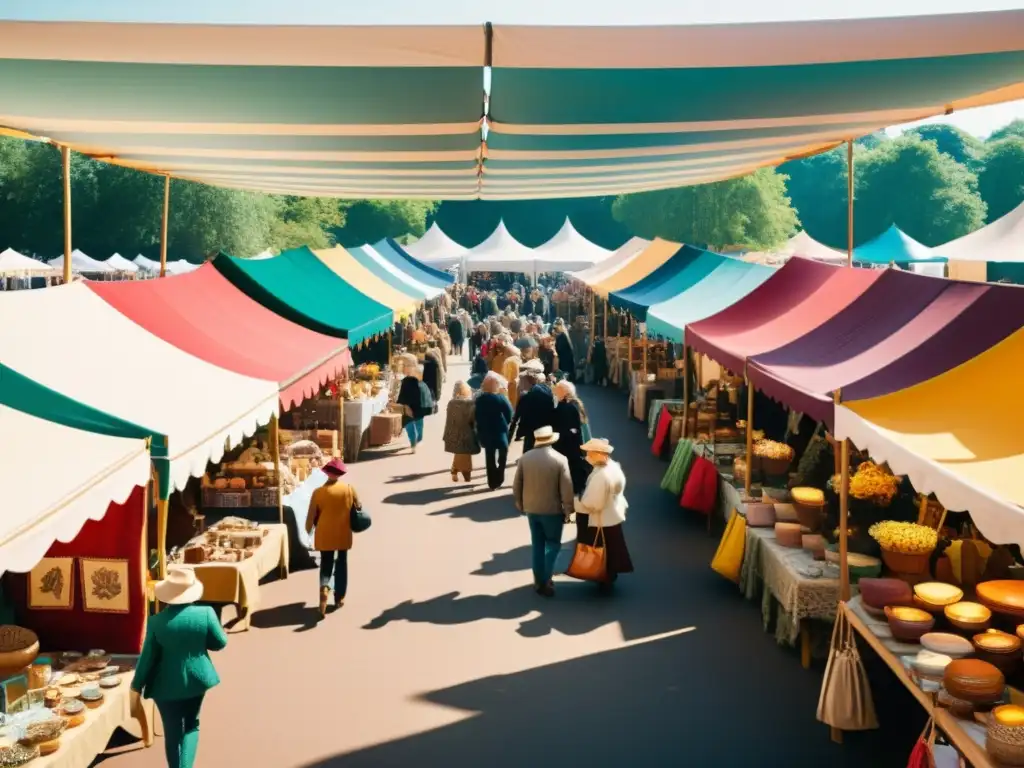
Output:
[132, 568, 228, 768]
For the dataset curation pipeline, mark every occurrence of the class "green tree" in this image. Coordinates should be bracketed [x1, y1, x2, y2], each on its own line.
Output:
[611, 168, 798, 250]
[977, 138, 1024, 223]
[988, 119, 1024, 143]
[267, 196, 345, 252]
[854, 134, 985, 245]
[779, 147, 851, 248]
[906, 124, 983, 170]
[334, 200, 437, 247]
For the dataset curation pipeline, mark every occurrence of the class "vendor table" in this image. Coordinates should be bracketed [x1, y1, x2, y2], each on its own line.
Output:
[343, 388, 390, 462]
[33, 670, 152, 768]
[178, 523, 289, 632]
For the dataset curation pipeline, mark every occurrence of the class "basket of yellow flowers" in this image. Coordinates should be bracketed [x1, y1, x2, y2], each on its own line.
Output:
[869, 520, 938, 575]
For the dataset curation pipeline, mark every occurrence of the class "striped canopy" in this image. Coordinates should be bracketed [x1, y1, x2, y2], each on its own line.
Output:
[312, 247, 419, 318]
[1, 7, 1022, 198]
[373, 239, 455, 288]
[348, 244, 443, 300]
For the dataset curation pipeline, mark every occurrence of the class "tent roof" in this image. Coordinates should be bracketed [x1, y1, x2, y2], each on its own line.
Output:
[312, 246, 419, 317]
[0, 248, 57, 275]
[742, 231, 847, 265]
[835, 327, 1024, 549]
[0, 283, 279, 494]
[0, 392, 151, 574]
[747, 270, 1024, 426]
[88, 264, 352, 409]
[211, 247, 394, 344]
[532, 219, 613, 272]
[609, 244, 704, 319]
[854, 225, 947, 264]
[374, 238, 454, 287]
[105, 252, 139, 272]
[686, 258, 883, 374]
[646, 256, 776, 343]
[592, 238, 682, 298]
[403, 223, 467, 267]
[49, 249, 115, 273]
[132, 255, 198, 275]
[348, 244, 442, 300]
[572, 237, 650, 285]
[939, 200, 1024, 263]
[462, 220, 536, 273]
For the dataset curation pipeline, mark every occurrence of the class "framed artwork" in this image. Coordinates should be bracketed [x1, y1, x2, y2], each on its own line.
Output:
[28, 557, 74, 610]
[80, 558, 130, 614]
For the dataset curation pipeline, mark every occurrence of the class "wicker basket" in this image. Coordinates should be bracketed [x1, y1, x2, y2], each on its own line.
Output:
[881, 547, 933, 575]
[759, 455, 793, 476]
[201, 488, 251, 508]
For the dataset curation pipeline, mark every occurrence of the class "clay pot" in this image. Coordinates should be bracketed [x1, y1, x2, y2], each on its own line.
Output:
[0, 625, 40, 679]
[943, 658, 1005, 704]
[913, 582, 964, 613]
[973, 631, 1022, 676]
[881, 548, 933, 576]
[978, 581, 1024, 620]
[885, 605, 935, 643]
[759, 455, 792, 478]
[988, 706, 1024, 766]
[859, 578, 913, 610]
[945, 602, 993, 634]
[745, 504, 775, 528]
[774, 522, 803, 548]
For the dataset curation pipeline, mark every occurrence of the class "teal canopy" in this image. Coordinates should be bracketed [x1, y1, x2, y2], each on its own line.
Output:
[609, 245, 711, 321]
[646, 257, 777, 343]
[374, 239, 454, 287]
[853, 225, 948, 265]
[212, 247, 394, 344]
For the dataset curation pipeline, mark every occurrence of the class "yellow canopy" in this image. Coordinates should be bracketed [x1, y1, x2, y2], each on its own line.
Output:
[835, 328, 1024, 548]
[312, 246, 418, 319]
[592, 238, 681, 298]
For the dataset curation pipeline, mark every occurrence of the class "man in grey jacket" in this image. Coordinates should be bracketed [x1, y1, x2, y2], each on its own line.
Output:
[513, 426, 575, 597]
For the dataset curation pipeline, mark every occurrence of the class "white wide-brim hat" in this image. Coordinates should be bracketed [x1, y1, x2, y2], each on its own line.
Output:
[521, 359, 545, 374]
[581, 438, 614, 455]
[533, 426, 560, 446]
[154, 567, 204, 605]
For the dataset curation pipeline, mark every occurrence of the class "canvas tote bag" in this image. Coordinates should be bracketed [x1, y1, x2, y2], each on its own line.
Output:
[817, 608, 879, 731]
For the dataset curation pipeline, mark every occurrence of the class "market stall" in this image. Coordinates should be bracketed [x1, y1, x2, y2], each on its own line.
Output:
[532, 218, 612, 275]
[0, 249, 59, 290]
[403, 222, 468, 271]
[940, 199, 1024, 284]
[374, 238, 456, 289]
[740, 231, 846, 266]
[347, 244, 444, 301]
[460, 220, 536, 278]
[46, 250, 114, 279]
[313, 246, 420, 320]
[852, 225, 948, 266]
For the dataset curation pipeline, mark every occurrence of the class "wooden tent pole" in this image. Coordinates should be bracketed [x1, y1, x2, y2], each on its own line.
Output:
[61, 145, 72, 284]
[839, 438, 851, 601]
[744, 374, 754, 496]
[602, 295, 608, 338]
[156, 497, 169, 580]
[681, 343, 690, 439]
[269, 415, 283, 526]
[159, 175, 171, 277]
[641, 325, 648, 374]
[847, 140, 854, 268]
[587, 288, 596, 362]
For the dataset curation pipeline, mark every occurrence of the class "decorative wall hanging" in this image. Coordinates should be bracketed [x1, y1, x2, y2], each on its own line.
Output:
[79, 558, 130, 614]
[28, 557, 74, 610]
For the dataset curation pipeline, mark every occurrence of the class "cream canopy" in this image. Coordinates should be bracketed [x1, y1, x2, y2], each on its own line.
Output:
[312, 246, 419, 317]
[49, 249, 114, 274]
[461, 220, 535, 274]
[0, 248, 57, 275]
[533, 219, 613, 273]
[590, 238, 683, 298]
[404, 223, 467, 269]
[940, 200, 1024, 262]
[0, 401, 151, 574]
[741, 231, 846, 266]
[573, 237, 650, 286]
[106, 252, 140, 272]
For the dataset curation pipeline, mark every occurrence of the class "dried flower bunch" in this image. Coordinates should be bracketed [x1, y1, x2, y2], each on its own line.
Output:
[753, 440, 794, 461]
[869, 521, 938, 554]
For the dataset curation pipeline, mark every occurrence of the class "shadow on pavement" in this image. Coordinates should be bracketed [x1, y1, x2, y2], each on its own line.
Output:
[383, 485, 484, 506]
[248, 600, 320, 633]
[426, 491, 520, 523]
[472, 544, 534, 576]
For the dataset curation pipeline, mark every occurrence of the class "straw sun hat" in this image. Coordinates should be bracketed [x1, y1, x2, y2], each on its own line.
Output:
[533, 426, 560, 447]
[581, 438, 614, 455]
[154, 567, 204, 605]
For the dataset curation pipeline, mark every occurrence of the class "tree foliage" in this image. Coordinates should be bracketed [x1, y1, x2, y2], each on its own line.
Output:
[906, 124, 983, 170]
[977, 138, 1024, 223]
[333, 199, 437, 247]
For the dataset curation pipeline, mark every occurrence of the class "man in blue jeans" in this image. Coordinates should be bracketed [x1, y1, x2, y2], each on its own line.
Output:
[513, 426, 575, 597]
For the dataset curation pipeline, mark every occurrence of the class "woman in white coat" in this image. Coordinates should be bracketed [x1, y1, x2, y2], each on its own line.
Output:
[572, 438, 634, 588]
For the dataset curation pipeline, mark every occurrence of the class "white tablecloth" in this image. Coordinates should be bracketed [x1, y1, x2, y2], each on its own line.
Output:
[343, 389, 390, 435]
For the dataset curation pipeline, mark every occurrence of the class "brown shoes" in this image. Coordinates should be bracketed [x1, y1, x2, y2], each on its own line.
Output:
[318, 586, 330, 618]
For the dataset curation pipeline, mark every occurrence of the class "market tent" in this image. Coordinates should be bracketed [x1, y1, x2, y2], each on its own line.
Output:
[572, 237, 650, 286]
[312, 246, 419, 318]
[746, 271, 1024, 426]
[0, 248, 56, 275]
[373, 238, 454, 288]
[591, 238, 682, 298]
[608, 244, 704, 320]
[686, 258, 883, 375]
[250, 249, 275, 260]
[0, 283, 280, 495]
[169, 259, 201, 274]
[89, 264, 352, 409]
[940, 200, 1024, 263]
[835, 328, 1024, 549]
[348, 244, 442, 300]
[0, 385, 151, 574]
[133, 255, 159, 274]
[461, 220, 536, 275]
[105, 253, 139, 273]
[211, 247, 394, 344]
[132, 255, 197, 275]
[741, 231, 846, 266]
[532, 218, 613, 273]
[646, 257, 776, 343]
[853, 225, 947, 265]
[403, 223, 467, 269]
[49, 249, 114, 274]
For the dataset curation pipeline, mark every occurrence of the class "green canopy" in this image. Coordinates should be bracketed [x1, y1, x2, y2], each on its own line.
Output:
[212, 247, 394, 345]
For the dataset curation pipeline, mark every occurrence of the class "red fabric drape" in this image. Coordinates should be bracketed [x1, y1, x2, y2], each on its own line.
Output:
[680, 456, 719, 516]
[7, 486, 147, 653]
[651, 404, 673, 458]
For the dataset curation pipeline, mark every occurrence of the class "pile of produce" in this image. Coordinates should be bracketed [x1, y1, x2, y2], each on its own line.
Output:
[753, 440, 794, 461]
[868, 520, 938, 554]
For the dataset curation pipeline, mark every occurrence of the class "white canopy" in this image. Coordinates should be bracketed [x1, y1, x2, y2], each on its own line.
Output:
[403, 223, 467, 269]
[48, 249, 115, 274]
[0, 248, 57, 275]
[250, 249, 275, 260]
[0, 283, 280, 493]
[741, 231, 846, 265]
[132, 255, 201, 275]
[532, 219, 613, 273]
[572, 237, 651, 286]
[462, 220, 535, 275]
[106, 252, 140, 272]
[0, 403, 151, 574]
[360, 244, 444, 299]
[133, 255, 160, 273]
[939, 200, 1024, 263]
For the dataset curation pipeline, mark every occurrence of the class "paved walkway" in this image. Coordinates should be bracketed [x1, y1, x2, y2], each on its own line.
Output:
[100, 355, 914, 767]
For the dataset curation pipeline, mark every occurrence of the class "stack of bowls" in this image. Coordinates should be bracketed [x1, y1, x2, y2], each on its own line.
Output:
[774, 522, 803, 548]
[943, 658, 1005, 712]
[858, 577, 911, 617]
[791, 487, 826, 532]
[988, 704, 1024, 766]
[920, 632, 974, 659]
[885, 605, 935, 642]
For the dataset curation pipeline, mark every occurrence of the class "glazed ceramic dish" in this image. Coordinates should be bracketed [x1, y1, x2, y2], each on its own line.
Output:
[774, 522, 803, 548]
[100, 676, 121, 689]
[914, 582, 964, 609]
[920, 632, 973, 658]
[824, 549, 882, 581]
[860, 578, 913, 610]
[945, 602, 992, 632]
[974, 631, 1023, 675]
[978, 581, 1024, 619]
[943, 658, 1005, 704]
[885, 605, 935, 642]
[912, 650, 953, 679]
[988, 706, 1024, 765]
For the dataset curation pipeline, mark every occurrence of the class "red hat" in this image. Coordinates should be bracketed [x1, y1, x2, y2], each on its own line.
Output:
[322, 458, 348, 477]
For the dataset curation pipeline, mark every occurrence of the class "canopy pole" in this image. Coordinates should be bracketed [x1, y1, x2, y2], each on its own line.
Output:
[587, 288, 595, 362]
[839, 437, 851, 602]
[681, 343, 690, 439]
[156, 497, 169, 580]
[61, 145, 72, 284]
[744, 374, 754, 497]
[602, 295, 608, 339]
[269, 415, 284, 526]
[627, 314, 633, 371]
[641, 325, 648, 374]
[159, 175, 170, 278]
[387, 329, 393, 367]
[846, 140, 854, 268]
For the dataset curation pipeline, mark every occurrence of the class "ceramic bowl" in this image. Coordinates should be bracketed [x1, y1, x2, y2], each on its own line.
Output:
[988, 707, 1024, 765]
[914, 582, 965, 613]
[974, 631, 1023, 675]
[860, 577, 913, 610]
[912, 650, 953, 680]
[885, 605, 935, 642]
[945, 602, 992, 633]
[0, 625, 40, 679]
[824, 549, 883, 582]
[802, 534, 826, 559]
[943, 658, 1005, 704]
[920, 632, 974, 659]
[745, 504, 776, 528]
[99, 676, 121, 689]
[775, 522, 803, 548]
[978, 581, 1024, 619]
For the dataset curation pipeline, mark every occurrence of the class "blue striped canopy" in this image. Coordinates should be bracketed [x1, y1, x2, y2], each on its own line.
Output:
[347, 245, 440, 300]
[373, 239, 454, 288]
[609, 245, 707, 320]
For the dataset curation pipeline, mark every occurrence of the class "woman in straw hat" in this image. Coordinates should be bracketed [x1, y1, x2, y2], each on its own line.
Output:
[573, 438, 634, 588]
[132, 567, 227, 768]
[306, 458, 361, 617]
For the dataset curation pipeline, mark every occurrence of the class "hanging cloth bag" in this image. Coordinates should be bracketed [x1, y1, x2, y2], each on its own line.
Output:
[817, 607, 879, 731]
[710, 509, 746, 583]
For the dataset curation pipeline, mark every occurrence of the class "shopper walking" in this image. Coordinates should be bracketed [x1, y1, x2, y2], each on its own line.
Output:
[513, 426, 574, 597]
[303, 458, 360, 616]
[552, 379, 592, 496]
[132, 568, 227, 768]
[396, 365, 434, 453]
[467, 353, 489, 391]
[510, 369, 555, 452]
[443, 381, 480, 482]
[474, 371, 514, 490]
[448, 313, 465, 356]
[573, 438, 634, 590]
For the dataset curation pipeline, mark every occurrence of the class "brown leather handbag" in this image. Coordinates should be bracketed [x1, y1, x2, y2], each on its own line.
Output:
[566, 527, 607, 582]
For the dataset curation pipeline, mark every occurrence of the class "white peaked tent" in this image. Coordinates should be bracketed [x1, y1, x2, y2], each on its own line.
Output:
[250, 249, 275, 260]
[48, 249, 115, 274]
[0, 403, 151, 574]
[106, 253, 140, 272]
[572, 237, 651, 286]
[133, 254, 160, 274]
[0, 248, 57, 275]
[404, 223, 467, 269]
[462, 220, 535, 276]
[741, 231, 846, 265]
[533, 219, 613, 273]
[133, 255, 201, 275]
[169, 259, 202, 274]
[940, 200, 1024, 262]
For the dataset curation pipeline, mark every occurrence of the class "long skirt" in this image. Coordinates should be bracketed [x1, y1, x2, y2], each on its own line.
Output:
[575, 514, 634, 577]
[451, 453, 473, 480]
